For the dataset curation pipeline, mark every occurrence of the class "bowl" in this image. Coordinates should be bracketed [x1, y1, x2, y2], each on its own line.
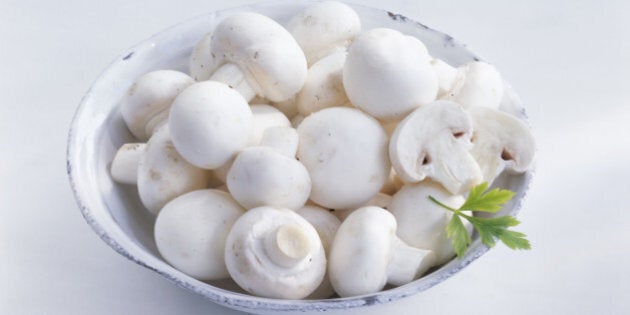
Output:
[67, 1, 533, 313]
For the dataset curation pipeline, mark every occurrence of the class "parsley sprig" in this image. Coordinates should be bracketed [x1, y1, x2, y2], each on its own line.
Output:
[429, 182, 531, 259]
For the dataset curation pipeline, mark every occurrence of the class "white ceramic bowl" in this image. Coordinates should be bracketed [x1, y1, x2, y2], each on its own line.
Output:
[67, 1, 533, 314]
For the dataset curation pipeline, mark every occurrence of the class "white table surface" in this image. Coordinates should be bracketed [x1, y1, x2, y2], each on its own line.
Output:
[2, 0, 629, 314]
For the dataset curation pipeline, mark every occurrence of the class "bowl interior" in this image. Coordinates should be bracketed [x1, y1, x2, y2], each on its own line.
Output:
[67, 1, 532, 313]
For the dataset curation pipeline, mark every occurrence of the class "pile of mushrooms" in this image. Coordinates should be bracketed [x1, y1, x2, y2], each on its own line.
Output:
[110, 1, 535, 299]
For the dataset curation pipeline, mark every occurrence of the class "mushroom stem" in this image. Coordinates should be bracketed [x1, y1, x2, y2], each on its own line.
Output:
[265, 223, 314, 268]
[430, 141, 483, 194]
[209, 63, 257, 102]
[144, 110, 168, 138]
[387, 238, 436, 286]
[110, 143, 146, 185]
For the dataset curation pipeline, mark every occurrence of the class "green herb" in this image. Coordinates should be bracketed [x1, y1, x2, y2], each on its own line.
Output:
[429, 182, 530, 259]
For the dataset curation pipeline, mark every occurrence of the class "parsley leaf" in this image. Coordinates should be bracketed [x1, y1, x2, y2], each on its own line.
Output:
[459, 182, 515, 213]
[429, 182, 530, 259]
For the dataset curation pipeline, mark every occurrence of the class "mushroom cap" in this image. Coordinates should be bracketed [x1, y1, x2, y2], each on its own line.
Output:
[389, 181, 470, 265]
[296, 205, 341, 299]
[296, 205, 341, 253]
[343, 28, 438, 120]
[227, 147, 311, 210]
[389, 100, 482, 194]
[260, 126, 299, 158]
[431, 58, 460, 97]
[328, 206, 396, 297]
[110, 143, 146, 185]
[249, 104, 291, 146]
[168, 81, 253, 169]
[270, 96, 299, 118]
[286, 1, 361, 65]
[225, 206, 326, 299]
[445, 61, 504, 109]
[469, 106, 536, 183]
[297, 51, 350, 116]
[297, 107, 390, 209]
[137, 125, 209, 214]
[120, 70, 194, 141]
[210, 12, 307, 102]
[154, 189, 245, 280]
[189, 33, 218, 81]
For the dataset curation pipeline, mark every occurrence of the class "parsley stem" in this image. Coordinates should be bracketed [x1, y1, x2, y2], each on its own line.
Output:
[428, 196, 458, 212]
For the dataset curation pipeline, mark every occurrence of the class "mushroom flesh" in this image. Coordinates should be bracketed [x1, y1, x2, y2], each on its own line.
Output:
[469, 106, 536, 184]
[389, 100, 483, 194]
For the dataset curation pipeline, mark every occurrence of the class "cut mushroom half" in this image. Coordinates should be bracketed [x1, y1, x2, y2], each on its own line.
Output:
[328, 206, 436, 297]
[225, 206, 326, 299]
[389, 100, 482, 194]
[469, 106, 536, 184]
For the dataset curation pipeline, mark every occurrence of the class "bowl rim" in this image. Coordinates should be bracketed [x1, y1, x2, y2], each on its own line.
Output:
[66, 0, 535, 312]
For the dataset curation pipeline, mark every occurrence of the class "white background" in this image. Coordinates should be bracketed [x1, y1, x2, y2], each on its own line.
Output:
[1, 0, 629, 314]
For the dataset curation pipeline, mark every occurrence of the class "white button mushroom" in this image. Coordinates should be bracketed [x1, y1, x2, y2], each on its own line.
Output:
[362, 192, 393, 209]
[469, 106, 536, 184]
[110, 143, 146, 185]
[206, 12, 307, 102]
[329, 207, 436, 297]
[248, 104, 291, 146]
[270, 96, 299, 119]
[260, 126, 299, 158]
[389, 100, 483, 194]
[227, 147, 311, 210]
[296, 205, 341, 299]
[120, 70, 194, 141]
[343, 28, 438, 120]
[154, 189, 245, 280]
[297, 107, 390, 209]
[168, 81, 253, 169]
[189, 33, 217, 81]
[296, 51, 351, 116]
[137, 125, 210, 214]
[290, 113, 305, 129]
[431, 58, 461, 98]
[286, 1, 361, 65]
[389, 181, 472, 265]
[380, 168, 405, 195]
[442, 61, 504, 109]
[225, 206, 326, 299]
